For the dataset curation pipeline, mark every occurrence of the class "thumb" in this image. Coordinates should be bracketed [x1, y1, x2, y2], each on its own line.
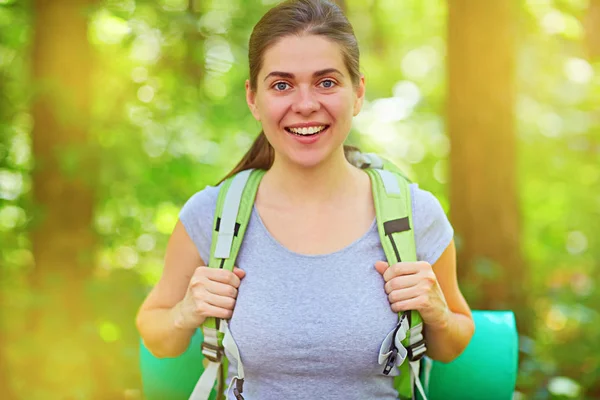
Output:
[374, 261, 389, 276]
[233, 267, 246, 280]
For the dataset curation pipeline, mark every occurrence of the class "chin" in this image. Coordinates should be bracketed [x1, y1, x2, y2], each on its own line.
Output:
[283, 150, 336, 170]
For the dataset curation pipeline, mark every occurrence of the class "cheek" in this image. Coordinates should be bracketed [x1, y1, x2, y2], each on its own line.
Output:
[258, 97, 288, 126]
[327, 95, 355, 122]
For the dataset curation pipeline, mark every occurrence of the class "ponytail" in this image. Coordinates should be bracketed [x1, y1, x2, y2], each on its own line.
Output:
[219, 132, 363, 184]
[218, 131, 274, 184]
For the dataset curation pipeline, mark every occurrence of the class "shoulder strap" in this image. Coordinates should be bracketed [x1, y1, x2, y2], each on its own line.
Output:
[196, 168, 265, 400]
[209, 169, 265, 271]
[365, 165, 427, 400]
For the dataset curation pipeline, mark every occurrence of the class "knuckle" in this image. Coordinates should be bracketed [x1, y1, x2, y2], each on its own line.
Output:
[214, 269, 228, 281]
[419, 261, 432, 271]
[194, 266, 209, 277]
[424, 273, 436, 285]
[192, 302, 205, 316]
[384, 282, 392, 294]
[229, 274, 240, 287]
[390, 278, 402, 289]
[388, 292, 396, 303]
[192, 291, 206, 303]
[189, 275, 203, 288]
[391, 264, 402, 275]
[228, 297, 237, 309]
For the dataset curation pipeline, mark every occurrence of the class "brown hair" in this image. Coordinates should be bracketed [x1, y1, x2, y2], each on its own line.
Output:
[220, 0, 362, 183]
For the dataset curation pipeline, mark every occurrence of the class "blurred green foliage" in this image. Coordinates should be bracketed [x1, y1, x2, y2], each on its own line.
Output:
[0, 0, 598, 398]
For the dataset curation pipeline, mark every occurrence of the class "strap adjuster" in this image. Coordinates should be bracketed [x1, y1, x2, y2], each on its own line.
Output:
[407, 339, 427, 362]
[201, 342, 224, 363]
[233, 378, 245, 400]
[383, 347, 398, 375]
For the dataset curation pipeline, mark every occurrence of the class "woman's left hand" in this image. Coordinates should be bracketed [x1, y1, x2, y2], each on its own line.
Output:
[375, 260, 451, 330]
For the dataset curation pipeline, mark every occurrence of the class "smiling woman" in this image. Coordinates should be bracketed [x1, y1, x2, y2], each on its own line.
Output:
[245, 34, 364, 168]
[136, 1, 475, 400]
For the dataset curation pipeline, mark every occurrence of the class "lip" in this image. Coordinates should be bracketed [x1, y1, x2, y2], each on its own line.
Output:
[285, 122, 330, 129]
[285, 125, 329, 144]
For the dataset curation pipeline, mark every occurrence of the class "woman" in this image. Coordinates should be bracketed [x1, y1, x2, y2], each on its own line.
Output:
[136, 0, 474, 399]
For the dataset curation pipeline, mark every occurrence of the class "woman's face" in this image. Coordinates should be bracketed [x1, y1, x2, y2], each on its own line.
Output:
[246, 34, 365, 169]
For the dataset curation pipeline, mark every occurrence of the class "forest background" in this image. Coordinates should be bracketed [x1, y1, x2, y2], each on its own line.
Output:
[0, 0, 599, 399]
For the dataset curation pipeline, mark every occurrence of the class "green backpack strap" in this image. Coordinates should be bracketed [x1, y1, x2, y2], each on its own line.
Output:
[195, 168, 266, 400]
[365, 165, 427, 400]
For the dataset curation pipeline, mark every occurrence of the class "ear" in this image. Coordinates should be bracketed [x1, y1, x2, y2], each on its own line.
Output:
[353, 75, 366, 116]
[246, 80, 260, 121]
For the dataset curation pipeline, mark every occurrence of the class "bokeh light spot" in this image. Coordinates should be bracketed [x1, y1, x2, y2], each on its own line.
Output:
[566, 231, 588, 255]
[137, 85, 155, 103]
[98, 321, 120, 343]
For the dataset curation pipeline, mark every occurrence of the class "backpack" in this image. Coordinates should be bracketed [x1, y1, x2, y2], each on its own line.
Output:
[190, 153, 429, 400]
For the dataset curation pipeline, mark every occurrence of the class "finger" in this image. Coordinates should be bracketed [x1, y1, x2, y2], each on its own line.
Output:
[204, 280, 238, 298]
[189, 266, 211, 287]
[198, 302, 234, 320]
[390, 298, 421, 313]
[205, 268, 242, 288]
[388, 286, 420, 304]
[374, 261, 389, 276]
[201, 291, 237, 311]
[233, 267, 246, 280]
[383, 262, 421, 282]
[384, 274, 422, 294]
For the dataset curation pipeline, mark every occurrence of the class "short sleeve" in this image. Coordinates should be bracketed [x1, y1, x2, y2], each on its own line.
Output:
[178, 184, 221, 263]
[409, 183, 454, 265]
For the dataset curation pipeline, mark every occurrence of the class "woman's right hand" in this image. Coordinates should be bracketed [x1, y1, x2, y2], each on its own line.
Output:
[173, 266, 246, 330]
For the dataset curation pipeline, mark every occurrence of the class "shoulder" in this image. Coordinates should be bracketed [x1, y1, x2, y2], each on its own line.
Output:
[409, 183, 446, 216]
[178, 183, 224, 262]
[180, 183, 222, 217]
[408, 183, 454, 265]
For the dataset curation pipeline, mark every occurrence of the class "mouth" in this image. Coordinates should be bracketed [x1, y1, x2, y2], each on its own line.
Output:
[284, 125, 330, 137]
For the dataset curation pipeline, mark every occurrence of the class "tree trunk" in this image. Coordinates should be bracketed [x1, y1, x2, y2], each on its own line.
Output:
[29, 0, 105, 397]
[584, 0, 600, 60]
[0, 319, 15, 400]
[446, 0, 529, 332]
[0, 53, 17, 400]
[186, 0, 204, 85]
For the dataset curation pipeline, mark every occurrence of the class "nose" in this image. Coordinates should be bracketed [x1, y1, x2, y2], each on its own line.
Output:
[291, 86, 320, 115]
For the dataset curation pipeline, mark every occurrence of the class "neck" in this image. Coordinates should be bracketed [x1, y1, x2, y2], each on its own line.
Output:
[261, 149, 364, 208]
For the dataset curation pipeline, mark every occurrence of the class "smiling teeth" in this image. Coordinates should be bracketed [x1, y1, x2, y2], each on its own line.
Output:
[288, 125, 326, 135]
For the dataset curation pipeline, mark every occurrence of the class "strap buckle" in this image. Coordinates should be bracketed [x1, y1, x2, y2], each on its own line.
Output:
[201, 342, 224, 363]
[383, 347, 398, 375]
[233, 378, 245, 400]
[407, 339, 427, 362]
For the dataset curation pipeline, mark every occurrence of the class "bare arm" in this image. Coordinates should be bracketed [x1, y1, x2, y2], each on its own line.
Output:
[423, 239, 474, 363]
[135, 220, 203, 358]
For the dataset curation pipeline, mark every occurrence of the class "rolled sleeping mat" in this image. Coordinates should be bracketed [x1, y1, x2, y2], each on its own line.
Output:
[421, 310, 519, 400]
[140, 330, 214, 400]
[140, 310, 518, 400]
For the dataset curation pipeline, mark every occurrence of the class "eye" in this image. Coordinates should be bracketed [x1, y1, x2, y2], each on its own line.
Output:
[273, 82, 290, 91]
[319, 79, 336, 89]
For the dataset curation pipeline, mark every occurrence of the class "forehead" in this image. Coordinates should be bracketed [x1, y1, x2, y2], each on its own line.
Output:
[260, 35, 348, 79]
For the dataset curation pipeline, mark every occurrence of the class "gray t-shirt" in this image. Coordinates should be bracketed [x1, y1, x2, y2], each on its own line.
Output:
[179, 181, 454, 400]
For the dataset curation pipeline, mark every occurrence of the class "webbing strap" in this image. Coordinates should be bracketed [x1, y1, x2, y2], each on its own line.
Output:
[214, 169, 253, 259]
[189, 360, 220, 400]
[410, 361, 428, 400]
[222, 320, 245, 383]
[374, 169, 401, 195]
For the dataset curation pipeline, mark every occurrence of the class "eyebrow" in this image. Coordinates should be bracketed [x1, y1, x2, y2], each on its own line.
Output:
[263, 68, 343, 82]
